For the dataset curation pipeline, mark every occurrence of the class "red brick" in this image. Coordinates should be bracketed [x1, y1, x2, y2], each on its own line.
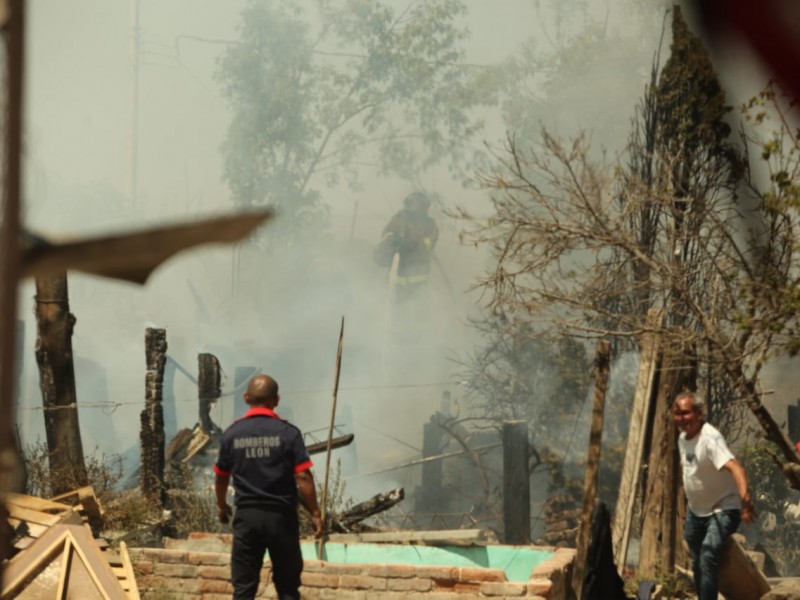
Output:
[155, 576, 201, 593]
[138, 548, 189, 563]
[197, 564, 230, 580]
[458, 566, 507, 582]
[153, 563, 198, 578]
[304, 559, 326, 572]
[339, 574, 388, 590]
[134, 574, 157, 590]
[321, 563, 370, 575]
[481, 581, 527, 596]
[188, 531, 233, 543]
[363, 563, 417, 578]
[188, 551, 230, 566]
[301, 572, 341, 588]
[415, 565, 459, 580]
[314, 590, 367, 599]
[200, 579, 234, 594]
[433, 577, 481, 594]
[133, 561, 153, 576]
[387, 577, 433, 592]
[528, 578, 553, 596]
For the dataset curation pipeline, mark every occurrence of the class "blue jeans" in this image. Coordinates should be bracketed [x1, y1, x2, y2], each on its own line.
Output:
[683, 509, 741, 600]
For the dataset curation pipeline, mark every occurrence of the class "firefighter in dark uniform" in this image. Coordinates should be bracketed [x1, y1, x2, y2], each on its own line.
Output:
[214, 375, 323, 600]
[374, 191, 439, 303]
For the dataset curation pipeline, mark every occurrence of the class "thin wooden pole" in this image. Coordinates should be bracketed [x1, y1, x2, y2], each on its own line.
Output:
[612, 308, 663, 571]
[572, 340, 611, 600]
[318, 316, 344, 560]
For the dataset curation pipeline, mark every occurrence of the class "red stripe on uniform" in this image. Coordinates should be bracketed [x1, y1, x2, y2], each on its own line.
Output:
[294, 460, 313, 473]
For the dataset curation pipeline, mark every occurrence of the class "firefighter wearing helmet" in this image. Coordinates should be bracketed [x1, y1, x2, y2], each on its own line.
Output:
[374, 191, 439, 303]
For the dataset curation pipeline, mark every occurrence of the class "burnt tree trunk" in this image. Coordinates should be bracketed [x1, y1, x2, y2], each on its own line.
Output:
[141, 328, 167, 506]
[638, 345, 695, 577]
[198, 353, 221, 435]
[34, 273, 88, 495]
[572, 340, 611, 600]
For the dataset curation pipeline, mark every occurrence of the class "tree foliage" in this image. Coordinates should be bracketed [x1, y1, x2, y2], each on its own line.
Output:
[217, 0, 493, 239]
[457, 7, 800, 489]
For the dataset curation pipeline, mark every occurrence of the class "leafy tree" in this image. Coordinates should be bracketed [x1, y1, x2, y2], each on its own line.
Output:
[217, 0, 494, 242]
[497, 0, 671, 150]
[456, 3, 800, 504]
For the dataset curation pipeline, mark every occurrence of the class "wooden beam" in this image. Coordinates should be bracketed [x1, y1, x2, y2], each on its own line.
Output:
[306, 433, 354, 455]
[612, 308, 663, 570]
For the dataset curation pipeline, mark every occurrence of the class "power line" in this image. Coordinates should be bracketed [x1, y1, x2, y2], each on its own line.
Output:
[15, 380, 467, 413]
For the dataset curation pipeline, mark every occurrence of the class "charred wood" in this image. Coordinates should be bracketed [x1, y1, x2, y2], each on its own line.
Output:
[330, 487, 404, 533]
[140, 328, 167, 506]
[197, 353, 221, 436]
[34, 273, 88, 495]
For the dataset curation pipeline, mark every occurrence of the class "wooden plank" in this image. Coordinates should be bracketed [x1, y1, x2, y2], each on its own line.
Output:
[119, 541, 142, 600]
[12, 536, 36, 551]
[306, 433, 355, 456]
[49, 485, 105, 528]
[718, 536, 771, 600]
[612, 308, 663, 571]
[56, 537, 72, 600]
[65, 525, 129, 600]
[6, 493, 75, 514]
[7, 505, 68, 527]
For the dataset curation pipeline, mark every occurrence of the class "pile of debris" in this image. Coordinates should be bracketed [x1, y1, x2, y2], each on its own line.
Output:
[1, 486, 140, 599]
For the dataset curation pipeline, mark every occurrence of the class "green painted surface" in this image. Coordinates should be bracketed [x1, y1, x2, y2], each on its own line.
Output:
[301, 542, 553, 582]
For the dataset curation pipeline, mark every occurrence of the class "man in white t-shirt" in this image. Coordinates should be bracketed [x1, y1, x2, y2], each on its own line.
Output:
[674, 391, 755, 600]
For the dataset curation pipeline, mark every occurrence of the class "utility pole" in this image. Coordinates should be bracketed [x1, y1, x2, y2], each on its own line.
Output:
[129, 0, 140, 205]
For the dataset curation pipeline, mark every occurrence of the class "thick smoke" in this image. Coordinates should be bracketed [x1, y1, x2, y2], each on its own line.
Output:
[15, 0, 690, 504]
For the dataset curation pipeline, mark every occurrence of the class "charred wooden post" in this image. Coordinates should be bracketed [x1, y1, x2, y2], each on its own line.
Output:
[34, 273, 88, 494]
[789, 399, 800, 446]
[415, 411, 445, 513]
[197, 353, 221, 435]
[333, 487, 405, 532]
[502, 420, 530, 544]
[140, 328, 167, 506]
[572, 340, 611, 600]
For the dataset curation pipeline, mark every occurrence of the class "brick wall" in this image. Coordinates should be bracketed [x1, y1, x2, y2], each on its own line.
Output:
[129, 546, 575, 600]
